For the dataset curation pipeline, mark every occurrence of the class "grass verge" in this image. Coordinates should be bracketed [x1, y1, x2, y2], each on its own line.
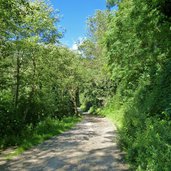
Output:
[0, 116, 81, 160]
[99, 102, 124, 129]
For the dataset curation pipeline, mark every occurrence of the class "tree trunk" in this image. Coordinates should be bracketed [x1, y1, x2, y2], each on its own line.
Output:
[14, 53, 20, 108]
[69, 88, 79, 116]
[23, 53, 36, 122]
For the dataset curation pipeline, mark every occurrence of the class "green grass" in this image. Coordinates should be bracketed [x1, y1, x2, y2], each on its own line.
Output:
[2, 116, 81, 160]
[100, 103, 124, 129]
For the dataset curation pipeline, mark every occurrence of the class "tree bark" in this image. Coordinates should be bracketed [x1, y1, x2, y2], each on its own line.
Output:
[14, 52, 20, 108]
[69, 88, 79, 116]
[23, 52, 36, 122]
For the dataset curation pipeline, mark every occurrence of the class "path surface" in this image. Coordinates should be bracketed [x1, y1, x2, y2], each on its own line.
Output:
[0, 116, 128, 171]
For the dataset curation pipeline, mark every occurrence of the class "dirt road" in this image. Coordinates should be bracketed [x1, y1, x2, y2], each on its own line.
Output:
[0, 116, 128, 171]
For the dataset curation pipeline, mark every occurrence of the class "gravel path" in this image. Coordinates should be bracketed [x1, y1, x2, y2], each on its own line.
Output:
[0, 116, 129, 171]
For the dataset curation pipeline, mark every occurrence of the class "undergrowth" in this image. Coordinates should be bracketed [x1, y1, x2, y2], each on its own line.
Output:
[99, 85, 171, 170]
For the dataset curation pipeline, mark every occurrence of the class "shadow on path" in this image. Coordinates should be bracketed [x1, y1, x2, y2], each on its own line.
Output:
[0, 116, 129, 171]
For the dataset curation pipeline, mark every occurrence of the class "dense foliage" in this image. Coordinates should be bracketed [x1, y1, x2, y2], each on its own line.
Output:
[0, 0, 81, 148]
[82, 0, 171, 170]
[105, 1, 171, 170]
[78, 10, 113, 112]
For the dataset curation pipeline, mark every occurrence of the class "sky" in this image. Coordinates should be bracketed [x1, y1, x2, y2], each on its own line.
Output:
[50, 0, 107, 48]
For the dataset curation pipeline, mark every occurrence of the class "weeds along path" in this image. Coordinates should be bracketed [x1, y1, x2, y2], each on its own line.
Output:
[0, 116, 128, 171]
